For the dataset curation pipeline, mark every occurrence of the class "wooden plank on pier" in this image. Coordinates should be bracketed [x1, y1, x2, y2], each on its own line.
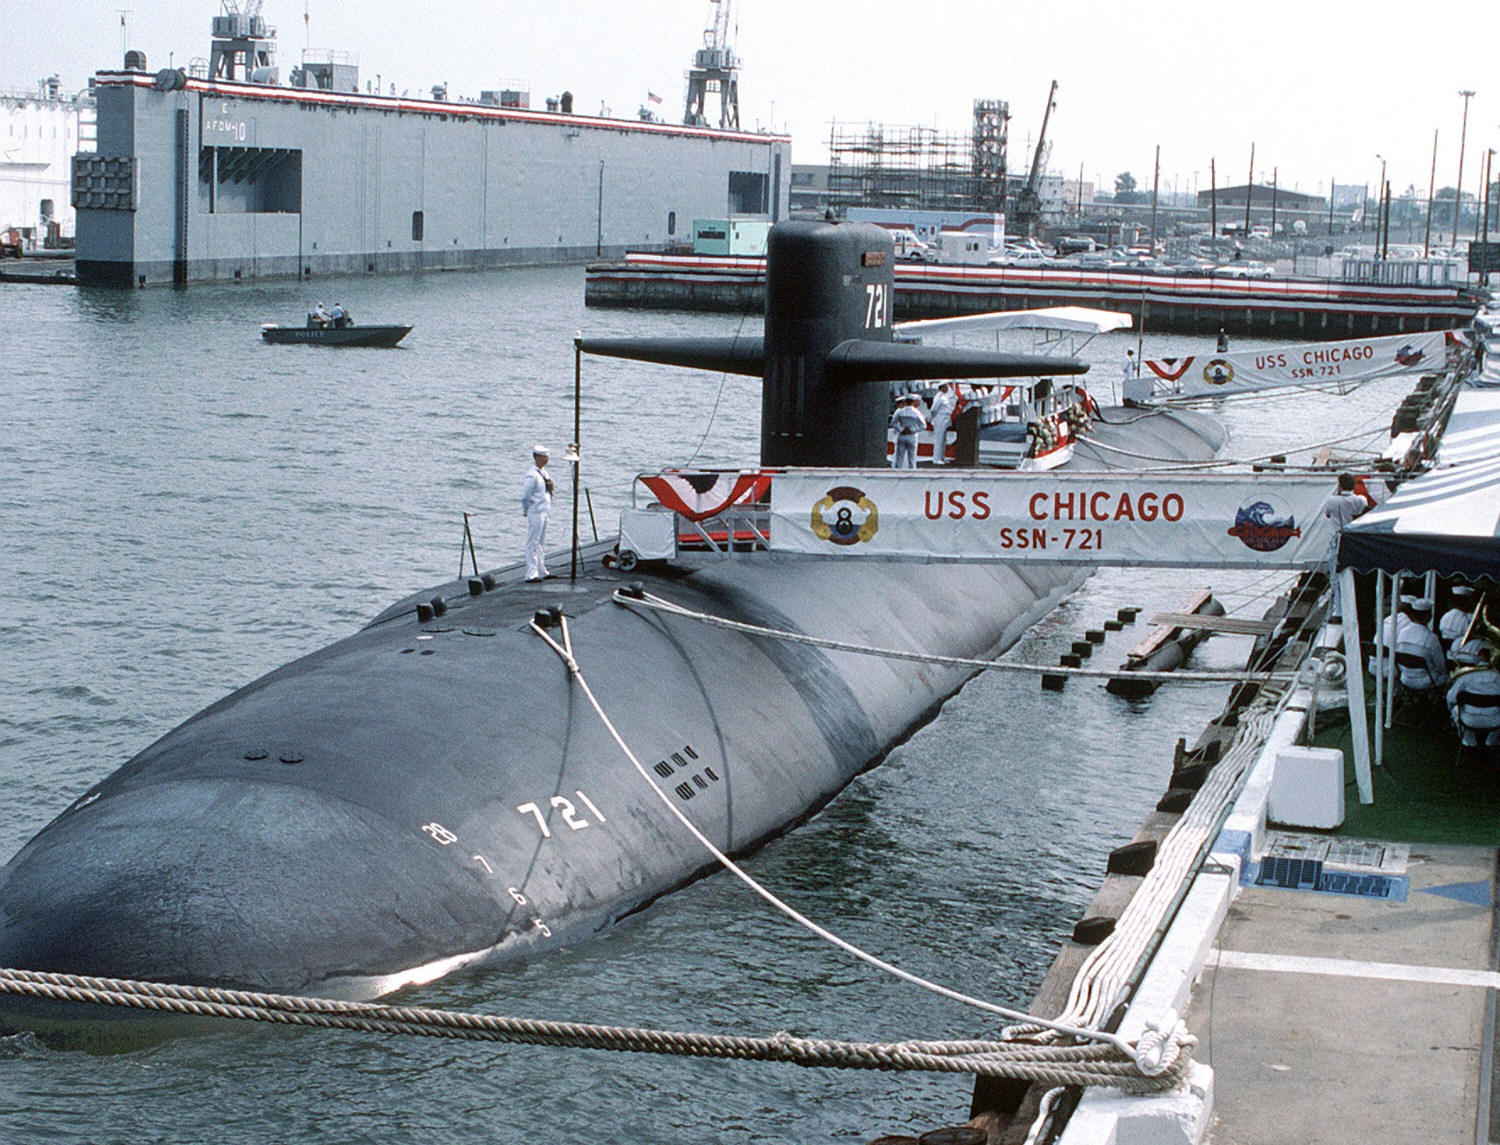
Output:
[1126, 588, 1213, 660]
[1146, 611, 1275, 636]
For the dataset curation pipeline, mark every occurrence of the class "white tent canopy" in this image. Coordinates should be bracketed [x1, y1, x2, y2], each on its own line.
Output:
[1339, 391, 1500, 583]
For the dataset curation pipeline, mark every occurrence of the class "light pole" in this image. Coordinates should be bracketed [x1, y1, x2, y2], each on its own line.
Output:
[1424, 129, 1438, 256]
[1484, 148, 1496, 283]
[1375, 154, 1386, 255]
[1454, 89, 1475, 243]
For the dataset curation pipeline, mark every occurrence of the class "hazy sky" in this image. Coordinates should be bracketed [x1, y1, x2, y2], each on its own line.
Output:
[9, 1, 1500, 199]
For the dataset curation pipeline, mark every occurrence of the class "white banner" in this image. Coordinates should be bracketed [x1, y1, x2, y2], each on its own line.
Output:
[1144, 331, 1448, 397]
[769, 471, 1341, 568]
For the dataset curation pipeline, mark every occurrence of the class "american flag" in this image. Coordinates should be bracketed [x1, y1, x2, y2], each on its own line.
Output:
[647, 91, 663, 105]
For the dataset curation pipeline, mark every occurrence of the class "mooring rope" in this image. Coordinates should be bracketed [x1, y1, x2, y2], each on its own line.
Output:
[525, 612, 1197, 1084]
[611, 589, 1287, 687]
[0, 967, 1184, 1088]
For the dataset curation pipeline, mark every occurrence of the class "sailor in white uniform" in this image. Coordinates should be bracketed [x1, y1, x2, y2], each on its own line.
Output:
[889, 396, 926, 469]
[1447, 647, 1500, 747]
[928, 383, 957, 466]
[1368, 594, 1416, 677]
[520, 444, 555, 581]
[1393, 598, 1448, 695]
[1439, 584, 1477, 649]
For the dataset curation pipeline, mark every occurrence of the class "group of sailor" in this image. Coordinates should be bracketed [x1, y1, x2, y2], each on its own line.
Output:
[306, 301, 353, 329]
[1368, 584, 1500, 748]
[888, 383, 958, 469]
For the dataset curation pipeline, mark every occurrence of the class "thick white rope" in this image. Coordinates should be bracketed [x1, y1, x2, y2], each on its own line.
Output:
[0, 967, 1182, 1086]
[1005, 692, 1289, 1045]
[527, 614, 1176, 1072]
[613, 590, 1287, 687]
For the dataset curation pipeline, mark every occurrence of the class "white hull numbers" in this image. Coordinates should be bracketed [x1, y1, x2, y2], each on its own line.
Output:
[417, 789, 609, 946]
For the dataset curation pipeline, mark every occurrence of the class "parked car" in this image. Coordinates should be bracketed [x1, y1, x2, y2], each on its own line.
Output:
[1216, 260, 1273, 278]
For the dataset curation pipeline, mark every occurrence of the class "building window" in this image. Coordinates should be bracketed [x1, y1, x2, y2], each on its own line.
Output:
[411, 211, 424, 241]
[728, 170, 768, 215]
[667, 210, 676, 236]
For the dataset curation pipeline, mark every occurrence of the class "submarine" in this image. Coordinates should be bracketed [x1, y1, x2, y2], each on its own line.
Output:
[0, 221, 1224, 1037]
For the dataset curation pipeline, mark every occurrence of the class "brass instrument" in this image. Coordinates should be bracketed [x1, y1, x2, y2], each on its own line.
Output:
[1449, 591, 1500, 678]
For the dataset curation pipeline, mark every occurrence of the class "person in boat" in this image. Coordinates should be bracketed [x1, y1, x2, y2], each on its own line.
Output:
[889, 395, 926, 469]
[1321, 473, 1369, 620]
[1217, 328, 1229, 352]
[329, 302, 346, 329]
[928, 383, 957, 467]
[309, 301, 331, 329]
[521, 444, 556, 581]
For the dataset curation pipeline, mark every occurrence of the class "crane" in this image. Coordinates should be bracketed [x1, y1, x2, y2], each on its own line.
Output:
[683, 0, 740, 130]
[209, 0, 276, 82]
[1012, 80, 1057, 237]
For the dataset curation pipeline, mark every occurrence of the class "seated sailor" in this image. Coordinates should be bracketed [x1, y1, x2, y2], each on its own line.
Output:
[1392, 598, 1448, 694]
[1447, 647, 1500, 747]
[1439, 583, 1477, 649]
[1368, 594, 1417, 676]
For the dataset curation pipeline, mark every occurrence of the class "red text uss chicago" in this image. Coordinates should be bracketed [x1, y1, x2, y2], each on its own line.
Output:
[1253, 343, 1374, 370]
[922, 488, 1186, 522]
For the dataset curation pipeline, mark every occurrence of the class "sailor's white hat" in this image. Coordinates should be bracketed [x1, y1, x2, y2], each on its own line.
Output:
[1411, 597, 1434, 612]
[532, 443, 550, 456]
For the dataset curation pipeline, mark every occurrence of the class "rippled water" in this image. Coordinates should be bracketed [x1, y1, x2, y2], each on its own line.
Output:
[0, 268, 1413, 1142]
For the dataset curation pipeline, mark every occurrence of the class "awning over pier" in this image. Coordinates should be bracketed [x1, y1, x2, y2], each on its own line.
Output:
[1338, 391, 1500, 583]
[1338, 453, 1500, 583]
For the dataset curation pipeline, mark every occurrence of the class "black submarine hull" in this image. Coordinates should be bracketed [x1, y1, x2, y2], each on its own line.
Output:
[0, 408, 1223, 1027]
[0, 555, 1083, 994]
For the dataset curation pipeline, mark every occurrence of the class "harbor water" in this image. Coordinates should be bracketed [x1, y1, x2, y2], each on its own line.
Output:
[0, 269, 1415, 1142]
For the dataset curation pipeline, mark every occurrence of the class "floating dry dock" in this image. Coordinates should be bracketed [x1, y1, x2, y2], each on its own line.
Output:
[586, 253, 1481, 337]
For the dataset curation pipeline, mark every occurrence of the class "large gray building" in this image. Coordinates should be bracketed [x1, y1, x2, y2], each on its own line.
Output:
[73, 69, 789, 286]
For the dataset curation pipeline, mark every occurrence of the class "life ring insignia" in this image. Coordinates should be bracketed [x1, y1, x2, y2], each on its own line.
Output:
[811, 485, 879, 546]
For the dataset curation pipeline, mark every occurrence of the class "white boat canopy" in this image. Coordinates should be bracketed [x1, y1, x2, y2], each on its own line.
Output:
[895, 306, 1133, 339]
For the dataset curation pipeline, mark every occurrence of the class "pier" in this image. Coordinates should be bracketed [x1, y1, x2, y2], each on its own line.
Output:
[586, 252, 1481, 337]
[942, 355, 1500, 1145]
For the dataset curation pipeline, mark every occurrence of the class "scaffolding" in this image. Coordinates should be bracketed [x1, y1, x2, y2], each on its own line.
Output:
[827, 99, 1009, 213]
